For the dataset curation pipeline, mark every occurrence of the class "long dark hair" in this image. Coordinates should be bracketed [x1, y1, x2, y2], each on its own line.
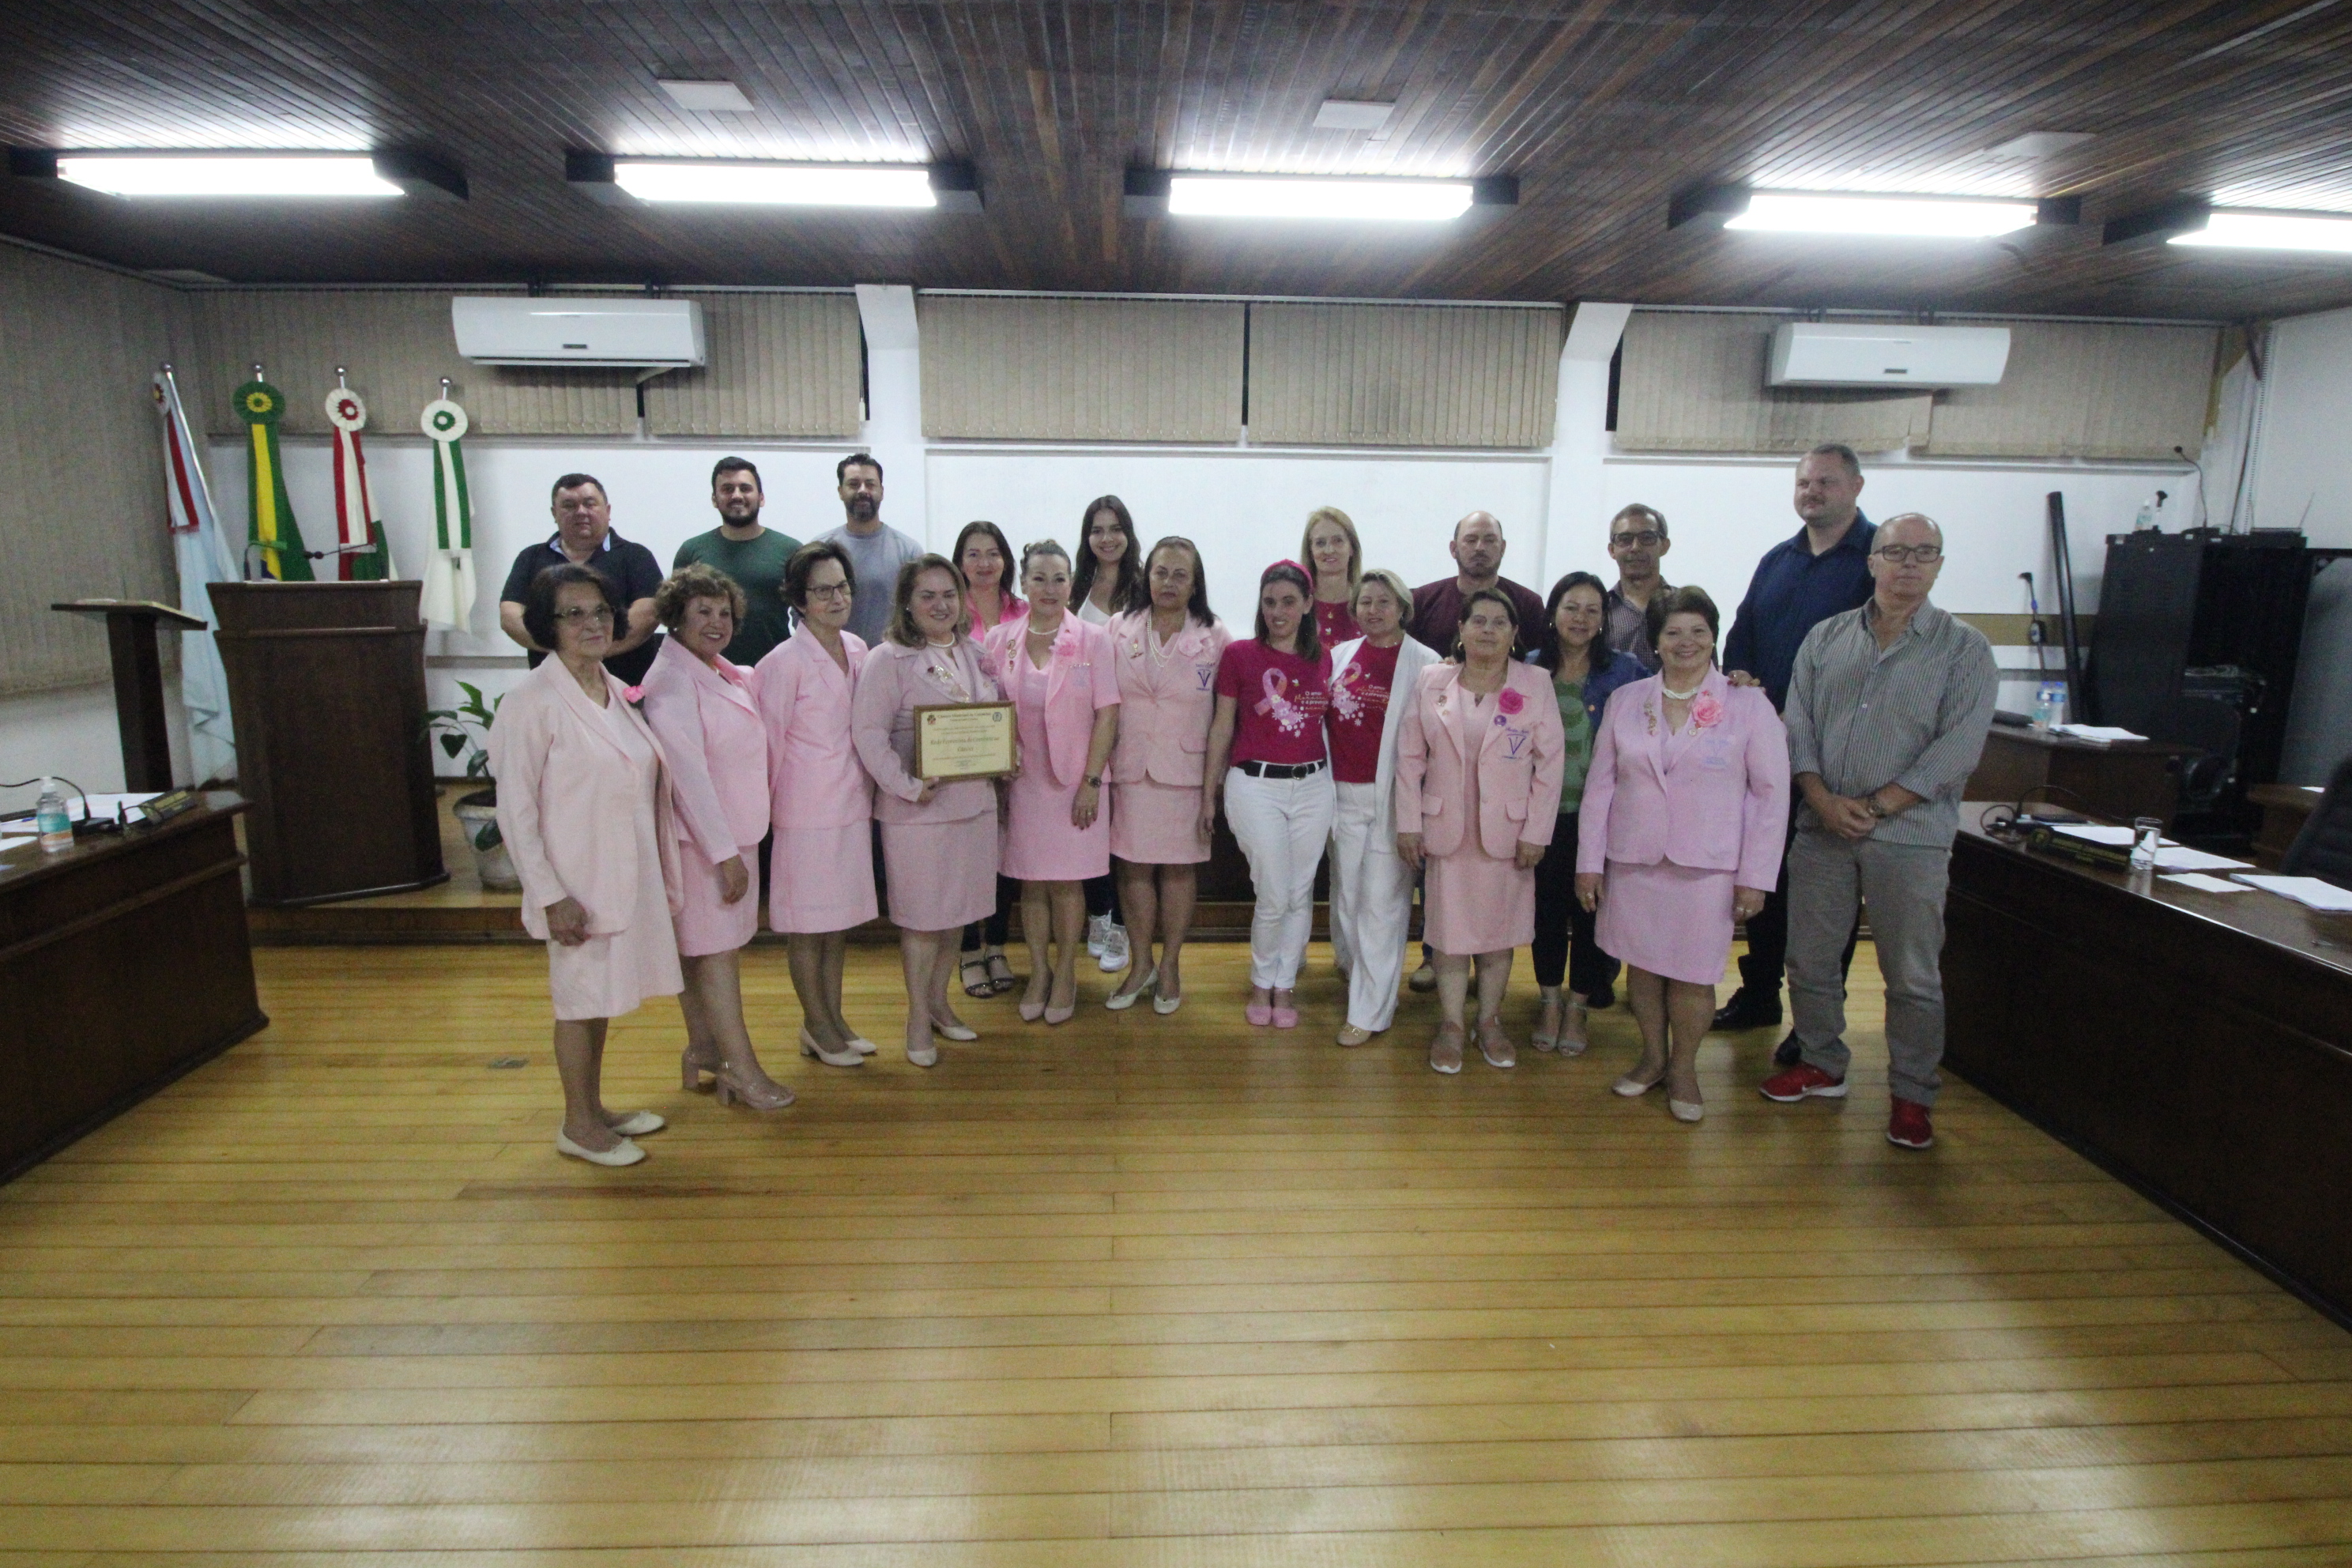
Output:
[1072, 494, 1144, 612]
[1140, 535, 1215, 627]
[1534, 570, 1611, 674]
[951, 520, 1016, 597]
[1253, 560, 1319, 660]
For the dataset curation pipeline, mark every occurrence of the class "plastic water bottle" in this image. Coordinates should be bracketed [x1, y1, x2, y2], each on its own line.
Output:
[35, 778, 72, 854]
[2033, 680, 2065, 731]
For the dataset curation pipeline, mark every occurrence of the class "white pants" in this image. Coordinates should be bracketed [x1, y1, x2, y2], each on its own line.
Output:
[1224, 766, 1336, 989]
[1328, 779, 1415, 1031]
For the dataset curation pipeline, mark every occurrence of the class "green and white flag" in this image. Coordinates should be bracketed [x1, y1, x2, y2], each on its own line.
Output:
[417, 395, 477, 630]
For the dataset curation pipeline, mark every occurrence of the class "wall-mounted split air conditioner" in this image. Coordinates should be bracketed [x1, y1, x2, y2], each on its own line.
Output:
[450, 296, 706, 368]
[1767, 322, 2011, 388]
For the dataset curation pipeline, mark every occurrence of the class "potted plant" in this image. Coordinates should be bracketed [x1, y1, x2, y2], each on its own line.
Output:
[422, 682, 520, 891]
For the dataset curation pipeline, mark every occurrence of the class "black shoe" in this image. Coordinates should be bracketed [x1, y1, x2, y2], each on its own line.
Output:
[1712, 988, 1783, 1031]
[1771, 1031, 1804, 1066]
[1588, 982, 1615, 1011]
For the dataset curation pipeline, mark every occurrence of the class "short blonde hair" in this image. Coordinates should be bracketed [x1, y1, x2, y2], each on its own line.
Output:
[1301, 506, 1363, 596]
[654, 563, 747, 632]
[1354, 568, 1414, 631]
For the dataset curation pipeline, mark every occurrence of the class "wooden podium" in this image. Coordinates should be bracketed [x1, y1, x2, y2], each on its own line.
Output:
[209, 581, 447, 905]
[49, 599, 208, 792]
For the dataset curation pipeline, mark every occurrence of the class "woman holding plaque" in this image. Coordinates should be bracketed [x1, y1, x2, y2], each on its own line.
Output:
[850, 555, 1005, 1067]
[756, 541, 878, 1072]
[953, 520, 1025, 997]
[1102, 537, 1228, 1013]
[639, 564, 793, 1112]
[982, 541, 1122, 1025]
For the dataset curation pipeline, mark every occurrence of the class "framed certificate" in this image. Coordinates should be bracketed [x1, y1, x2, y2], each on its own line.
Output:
[914, 703, 1016, 781]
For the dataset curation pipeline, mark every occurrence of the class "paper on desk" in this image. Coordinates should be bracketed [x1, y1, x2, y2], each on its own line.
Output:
[2052, 723, 2149, 744]
[2052, 824, 2143, 846]
[2153, 846, 2252, 873]
[2162, 873, 2250, 893]
[2232, 874, 2352, 913]
[77, 791, 160, 823]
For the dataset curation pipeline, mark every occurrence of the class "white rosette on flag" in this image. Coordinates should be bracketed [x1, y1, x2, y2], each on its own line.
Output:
[324, 384, 392, 580]
[418, 395, 478, 631]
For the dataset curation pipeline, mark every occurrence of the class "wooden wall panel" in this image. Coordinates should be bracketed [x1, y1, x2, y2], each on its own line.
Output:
[1928, 321, 2221, 460]
[1246, 303, 1562, 448]
[920, 295, 1243, 442]
[1614, 311, 1934, 455]
[644, 292, 863, 439]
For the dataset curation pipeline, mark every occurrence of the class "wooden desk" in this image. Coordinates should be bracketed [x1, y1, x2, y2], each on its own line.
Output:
[0, 795, 266, 1181]
[2248, 782, 2325, 863]
[1966, 726, 2198, 827]
[1943, 808, 2352, 1321]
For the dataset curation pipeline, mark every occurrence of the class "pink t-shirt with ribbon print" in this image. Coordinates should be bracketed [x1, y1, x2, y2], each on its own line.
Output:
[1215, 639, 1331, 767]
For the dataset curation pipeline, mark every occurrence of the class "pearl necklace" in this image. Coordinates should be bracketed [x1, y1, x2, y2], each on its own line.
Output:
[1660, 679, 1706, 700]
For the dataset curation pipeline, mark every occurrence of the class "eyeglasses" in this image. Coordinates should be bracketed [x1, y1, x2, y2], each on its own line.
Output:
[1873, 545, 1944, 566]
[552, 604, 613, 624]
[1611, 530, 1664, 548]
[804, 582, 854, 601]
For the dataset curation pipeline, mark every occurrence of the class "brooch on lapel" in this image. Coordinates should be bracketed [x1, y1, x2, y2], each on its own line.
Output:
[1690, 692, 1724, 729]
[1494, 687, 1524, 727]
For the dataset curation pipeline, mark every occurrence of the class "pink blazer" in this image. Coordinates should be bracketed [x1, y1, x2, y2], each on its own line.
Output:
[488, 658, 684, 940]
[967, 589, 1026, 640]
[980, 614, 1121, 789]
[850, 636, 1004, 824]
[1394, 661, 1566, 860]
[1104, 610, 1230, 788]
[753, 629, 872, 832]
[640, 634, 768, 864]
[1577, 668, 1789, 888]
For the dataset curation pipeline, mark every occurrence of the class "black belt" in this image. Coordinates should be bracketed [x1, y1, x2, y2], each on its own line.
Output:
[1235, 759, 1327, 779]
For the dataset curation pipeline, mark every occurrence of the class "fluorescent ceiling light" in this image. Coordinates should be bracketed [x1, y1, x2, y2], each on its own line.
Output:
[656, 80, 755, 112]
[610, 160, 935, 206]
[1984, 130, 2094, 160]
[55, 154, 401, 198]
[1314, 100, 1395, 131]
[1167, 174, 1472, 221]
[1726, 191, 2037, 236]
[2170, 209, 2352, 253]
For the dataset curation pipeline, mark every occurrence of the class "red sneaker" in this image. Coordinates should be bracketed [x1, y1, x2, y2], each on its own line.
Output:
[1759, 1062, 1848, 1102]
[1886, 1099, 1935, 1149]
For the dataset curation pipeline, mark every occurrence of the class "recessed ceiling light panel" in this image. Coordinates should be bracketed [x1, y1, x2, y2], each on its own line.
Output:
[1167, 174, 1472, 221]
[55, 154, 401, 198]
[656, 80, 755, 112]
[1984, 130, 2095, 160]
[610, 160, 936, 206]
[2170, 209, 2352, 253]
[1727, 191, 2037, 237]
[1314, 100, 1395, 131]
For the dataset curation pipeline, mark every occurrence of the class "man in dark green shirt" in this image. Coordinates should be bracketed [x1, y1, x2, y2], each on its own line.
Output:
[671, 456, 801, 666]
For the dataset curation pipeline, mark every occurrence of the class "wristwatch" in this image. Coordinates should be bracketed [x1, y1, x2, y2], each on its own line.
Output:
[1865, 794, 1891, 819]
[1084, 774, 1102, 788]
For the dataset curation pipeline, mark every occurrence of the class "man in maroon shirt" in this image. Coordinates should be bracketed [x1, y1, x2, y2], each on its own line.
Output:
[1411, 511, 1547, 658]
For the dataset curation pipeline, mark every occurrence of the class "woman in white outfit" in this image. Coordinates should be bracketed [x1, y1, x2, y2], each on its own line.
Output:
[1323, 571, 1442, 1046]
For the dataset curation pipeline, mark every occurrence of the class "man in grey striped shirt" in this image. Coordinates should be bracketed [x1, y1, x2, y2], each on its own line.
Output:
[1758, 514, 1998, 1150]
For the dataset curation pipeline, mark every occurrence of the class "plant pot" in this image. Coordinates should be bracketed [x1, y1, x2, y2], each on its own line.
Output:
[452, 788, 522, 891]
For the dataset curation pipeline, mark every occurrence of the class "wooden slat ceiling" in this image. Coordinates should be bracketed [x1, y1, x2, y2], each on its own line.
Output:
[7, 1, 2352, 320]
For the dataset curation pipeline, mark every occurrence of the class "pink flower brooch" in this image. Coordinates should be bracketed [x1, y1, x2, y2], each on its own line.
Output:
[1690, 692, 1724, 729]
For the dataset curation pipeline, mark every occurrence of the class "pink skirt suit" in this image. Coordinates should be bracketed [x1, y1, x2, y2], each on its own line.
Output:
[639, 635, 771, 957]
[1104, 609, 1231, 865]
[1393, 661, 1566, 956]
[980, 616, 1121, 883]
[488, 658, 685, 1021]
[1576, 669, 1790, 986]
[851, 635, 1005, 932]
[753, 629, 878, 934]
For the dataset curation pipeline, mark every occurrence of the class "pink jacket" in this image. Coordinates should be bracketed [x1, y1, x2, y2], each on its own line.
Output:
[850, 635, 1004, 824]
[753, 628, 872, 832]
[639, 635, 768, 864]
[1394, 661, 1567, 860]
[967, 589, 1026, 640]
[1577, 668, 1789, 888]
[488, 658, 684, 940]
[1104, 609, 1231, 788]
[980, 614, 1121, 789]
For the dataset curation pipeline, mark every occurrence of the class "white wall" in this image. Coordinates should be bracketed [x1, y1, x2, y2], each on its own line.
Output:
[2246, 304, 2352, 783]
[0, 680, 192, 814]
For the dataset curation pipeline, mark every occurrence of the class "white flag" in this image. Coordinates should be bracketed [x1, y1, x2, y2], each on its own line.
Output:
[153, 369, 239, 784]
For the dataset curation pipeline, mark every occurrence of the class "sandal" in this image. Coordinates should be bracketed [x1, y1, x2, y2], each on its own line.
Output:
[986, 953, 1017, 995]
[959, 954, 993, 999]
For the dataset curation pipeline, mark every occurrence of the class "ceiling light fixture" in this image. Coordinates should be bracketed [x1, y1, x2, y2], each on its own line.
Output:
[1159, 172, 1503, 221]
[1727, 191, 2040, 237]
[2169, 209, 2352, 254]
[1313, 100, 1395, 132]
[1983, 130, 2095, 161]
[655, 79, 755, 113]
[47, 153, 404, 198]
[612, 159, 934, 206]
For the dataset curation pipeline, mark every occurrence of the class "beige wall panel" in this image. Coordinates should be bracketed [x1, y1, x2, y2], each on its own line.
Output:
[921, 296, 1243, 442]
[1246, 303, 1562, 449]
[644, 292, 861, 438]
[191, 290, 639, 439]
[1928, 321, 2220, 459]
[1614, 311, 1932, 454]
[0, 244, 187, 695]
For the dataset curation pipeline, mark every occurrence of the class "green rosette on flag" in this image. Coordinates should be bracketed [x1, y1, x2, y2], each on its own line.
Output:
[234, 379, 313, 580]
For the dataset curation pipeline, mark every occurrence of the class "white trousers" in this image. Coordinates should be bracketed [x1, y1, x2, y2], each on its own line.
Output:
[1223, 766, 1336, 989]
[1328, 779, 1416, 1031]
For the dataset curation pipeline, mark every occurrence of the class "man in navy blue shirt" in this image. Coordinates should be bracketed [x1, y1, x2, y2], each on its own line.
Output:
[1715, 443, 1876, 1039]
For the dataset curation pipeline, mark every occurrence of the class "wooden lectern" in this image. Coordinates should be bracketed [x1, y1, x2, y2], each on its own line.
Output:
[49, 599, 208, 793]
[209, 581, 447, 905]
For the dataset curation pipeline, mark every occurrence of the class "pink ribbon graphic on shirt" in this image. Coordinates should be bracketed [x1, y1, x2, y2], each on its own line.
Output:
[1255, 668, 1309, 735]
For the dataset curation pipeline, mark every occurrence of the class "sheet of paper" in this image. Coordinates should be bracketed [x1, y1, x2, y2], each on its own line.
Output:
[2233, 874, 2352, 914]
[2052, 723, 2149, 744]
[2162, 873, 2250, 893]
[2052, 824, 2142, 846]
[2152, 846, 2252, 873]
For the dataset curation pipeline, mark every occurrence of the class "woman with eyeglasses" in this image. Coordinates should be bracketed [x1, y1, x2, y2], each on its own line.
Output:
[489, 563, 684, 1167]
[755, 541, 878, 1072]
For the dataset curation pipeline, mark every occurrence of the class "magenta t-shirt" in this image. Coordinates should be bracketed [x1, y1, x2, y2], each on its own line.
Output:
[1216, 639, 1331, 767]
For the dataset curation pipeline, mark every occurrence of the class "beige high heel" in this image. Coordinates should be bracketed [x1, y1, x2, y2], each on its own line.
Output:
[712, 1062, 793, 1110]
[801, 1027, 863, 1068]
[680, 1047, 721, 1091]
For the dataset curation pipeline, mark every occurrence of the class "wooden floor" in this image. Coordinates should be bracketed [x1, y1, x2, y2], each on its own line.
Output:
[4, 941, 2350, 1566]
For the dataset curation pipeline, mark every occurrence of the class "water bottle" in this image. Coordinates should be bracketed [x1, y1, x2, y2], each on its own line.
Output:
[2134, 497, 2158, 531]
[35, 778, 72, 854]
[2033, 680, 2064, 731]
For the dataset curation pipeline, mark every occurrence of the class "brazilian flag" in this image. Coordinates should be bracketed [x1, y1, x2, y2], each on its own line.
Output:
[234, 379, 313, 580]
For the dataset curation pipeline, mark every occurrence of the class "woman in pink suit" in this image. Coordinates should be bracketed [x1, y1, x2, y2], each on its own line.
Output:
[851, 555, 1004, 1067]
[981, 541, 1122, 1024]
[490, 564, 684, 1167]
[1103, 537, 1229, 1014]
[1577, 586, 1789, 1124]
[640, 566, 793, 1111]
[755, 541, 878, 1072]
[953, 520, 1027, 997]
[1395, 588, 1566, 1075]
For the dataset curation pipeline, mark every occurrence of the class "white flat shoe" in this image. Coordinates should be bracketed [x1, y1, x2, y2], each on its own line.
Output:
[801, 1027, 865, 1069]
[850, 1036, 878, 1056]
[933, 1020, 978, 1042]
[1152, 987, 1183, 1016]
[556, 1131, 645, 1167]
[1669, 1098, 1706, 1123]
[1613, 1072, 1663, 1098]
[1106, 967, 1159, 1012]
[906, 1040, 940, 1068]
[605, 1110, 665, 1137]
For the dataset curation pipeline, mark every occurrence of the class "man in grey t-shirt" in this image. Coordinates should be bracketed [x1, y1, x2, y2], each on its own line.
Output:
[818, 452, 923, 648]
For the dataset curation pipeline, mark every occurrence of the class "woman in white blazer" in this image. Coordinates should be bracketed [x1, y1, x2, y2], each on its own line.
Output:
[1323, 570, 1442, 1045]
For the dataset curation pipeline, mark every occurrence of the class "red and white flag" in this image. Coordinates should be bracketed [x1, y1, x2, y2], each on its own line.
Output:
[324, 386, 392, 580]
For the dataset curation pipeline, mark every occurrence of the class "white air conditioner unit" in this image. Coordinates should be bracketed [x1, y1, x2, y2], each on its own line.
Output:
[450, 296, 706, 368]
[1767, 322, 2010, 388]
